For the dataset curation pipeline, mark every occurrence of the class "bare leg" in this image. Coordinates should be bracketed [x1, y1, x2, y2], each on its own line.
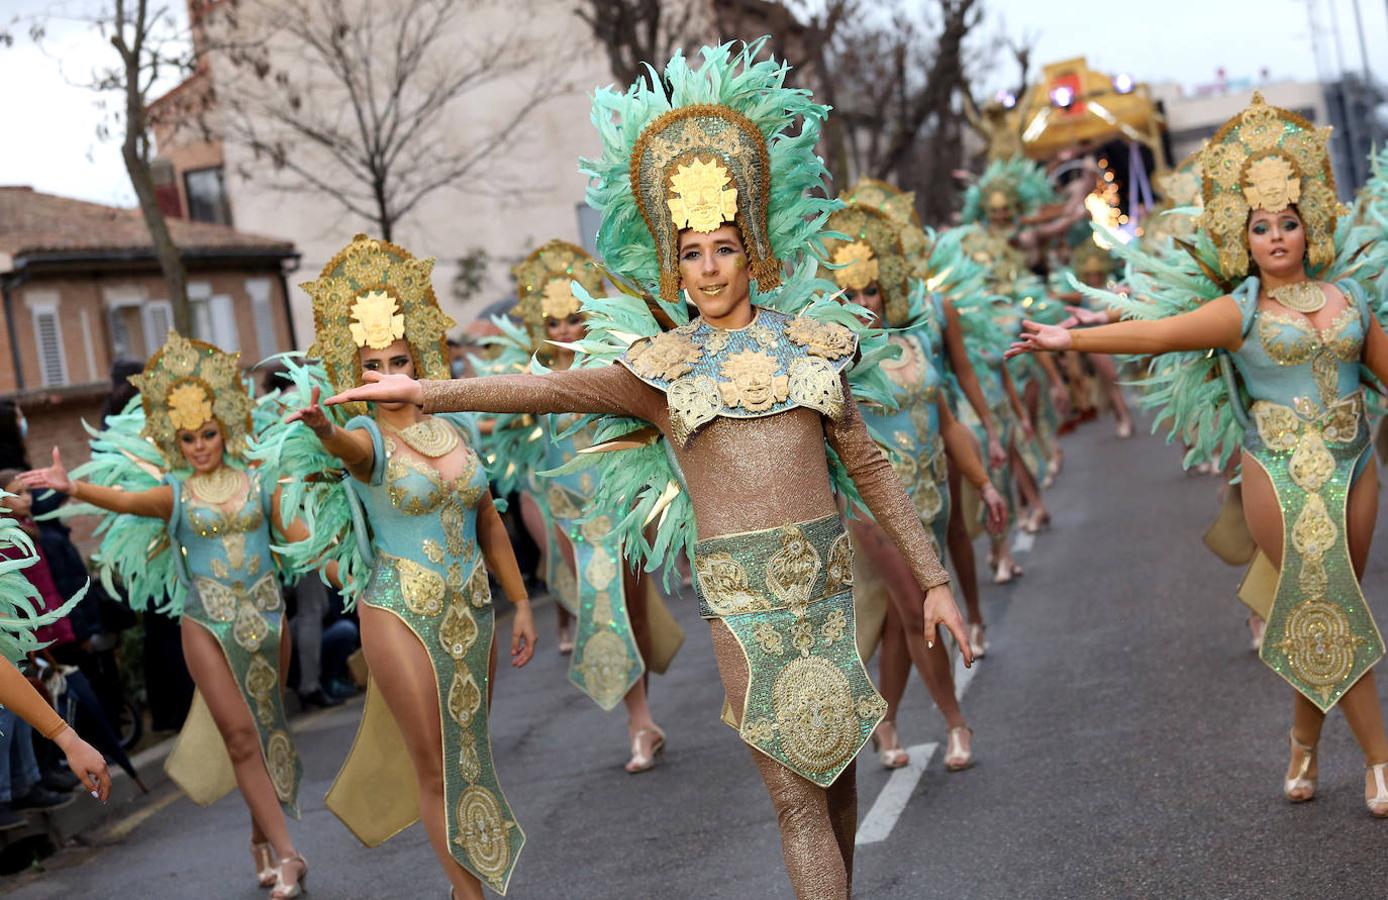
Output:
[1089, 353, 1133, 434]
[181, 622, 297, 861]
[520, 493, 571, 640]
[360, 606, 483, 899]
[946, 459, 984, 629]
[1012, 444, 1048, 529]
[710, 620, 849, 899]
[876, 604, 910, 726]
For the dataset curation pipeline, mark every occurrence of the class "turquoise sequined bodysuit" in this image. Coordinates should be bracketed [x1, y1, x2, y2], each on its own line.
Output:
[1229, 277, 1383, 711]
[166, 469, 302, 815]
[343, 413, 525, 893]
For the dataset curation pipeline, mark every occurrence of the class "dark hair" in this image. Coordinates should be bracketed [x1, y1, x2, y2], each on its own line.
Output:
[0, 400, 28, 470]
[101, 358, 145, 422]
[0, 468, 23, 490]
[259, 360, 293, 395]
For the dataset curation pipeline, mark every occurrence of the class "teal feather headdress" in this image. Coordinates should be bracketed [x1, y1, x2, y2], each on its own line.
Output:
[961, 155, 1055, 225]
[582, 37, 837, 303]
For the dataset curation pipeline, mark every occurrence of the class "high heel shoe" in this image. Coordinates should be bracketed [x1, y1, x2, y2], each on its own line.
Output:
[968, 623, 989, 660]
[944, 726, 974, 771]
[271, 854, 308, 899]
[1284, 732, 1317, 802]
[993, 558, 1020, 584]
[557, 623, 574, 655]
[871, 722, 910, 770]
[251, 841, 278, 889]
[1366, 764, 1388, 817]
[1022, 508, 1051, 534]
[625, 726, 665, 774]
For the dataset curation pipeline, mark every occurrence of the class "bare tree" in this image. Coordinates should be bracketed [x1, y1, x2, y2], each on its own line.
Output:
[575, 0, 705, 87]
[7, 1, 209, 334]
[215, 0, 568, 242]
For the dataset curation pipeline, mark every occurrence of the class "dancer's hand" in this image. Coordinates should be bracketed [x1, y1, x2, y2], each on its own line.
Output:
[1005, 320, 1071, 359]
[1063, 305, 1111, 328]
[55, 726, 110, 802]
[283, 386, 334, 439]
[922, 584, 972, 667]
[986, 434, 1007, 470]
[324, 371, 423, 408]
[18, 448, 72, 494]
[510, 602, 536, 667]
[980, 483, 1008, 535]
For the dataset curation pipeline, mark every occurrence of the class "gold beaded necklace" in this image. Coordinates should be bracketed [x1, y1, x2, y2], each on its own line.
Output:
[187, 466, 242, 505]
[384, 417, 459, 458]
[1268, 281, 1326, 314]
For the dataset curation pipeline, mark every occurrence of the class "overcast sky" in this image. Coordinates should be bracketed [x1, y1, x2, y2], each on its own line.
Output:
[4, 0, 1388, 209]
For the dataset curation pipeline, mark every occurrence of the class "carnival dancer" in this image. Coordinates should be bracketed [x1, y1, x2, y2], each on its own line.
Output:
[842, 179, 1008, 656]
[0, 493, 109, 802]
[482, 239, 676, 771]
[819, 200, 1006, 771]
[1009, 94, 1388, 817]
[324, 41, 971, 899]
[275, 234, 536, 898]
[1054, 240, 1135, 438]
[20, 334, 308, 894]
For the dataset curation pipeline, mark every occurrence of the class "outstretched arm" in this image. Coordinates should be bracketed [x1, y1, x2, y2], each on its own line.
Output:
[19, 448, 172, 520]
[825, 377, 972, 664]
[1009, 294, 1243, 358]
[477, 493, 535, 668]
[0, 659, 110, 800]
[325, 364, 663, 422]
[284, 386, 375, 483]
[943, 300, 1004, 467]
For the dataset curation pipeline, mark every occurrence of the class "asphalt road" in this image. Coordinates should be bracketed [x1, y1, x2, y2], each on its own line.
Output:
[6, 418, 1388, 899]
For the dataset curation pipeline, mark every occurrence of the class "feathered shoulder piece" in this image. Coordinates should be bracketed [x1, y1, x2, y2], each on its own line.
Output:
[0, 502, 85, 662]
[247, 355, 371, 602]
[582, 38, 837, 303]
[53, 401, 185, 614]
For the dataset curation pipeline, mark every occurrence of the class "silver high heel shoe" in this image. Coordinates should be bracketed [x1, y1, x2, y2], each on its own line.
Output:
[1366, 763, 1388, 817]
[1283, 732, 1316, 802]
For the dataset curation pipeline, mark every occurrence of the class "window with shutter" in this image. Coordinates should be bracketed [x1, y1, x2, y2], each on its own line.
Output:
[246, 279, 276, 358]
[143, 302, 174, 353]
[32, 307, 68, 386]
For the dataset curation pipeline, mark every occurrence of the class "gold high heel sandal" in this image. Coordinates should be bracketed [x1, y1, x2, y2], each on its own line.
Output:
[968, 623, 989, 660]
[1283, 732, 1317, 802]
[944, 726, 974, 771]
[252, 842, 278, 889]
[271, 854, 308, 899]
[625, 726, 665, 774]
[871, 722, 909, 770]
[1366, 764, 1388, 817]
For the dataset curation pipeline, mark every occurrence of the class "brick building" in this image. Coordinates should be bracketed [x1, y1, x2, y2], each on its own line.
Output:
[0, 185, 299, 551]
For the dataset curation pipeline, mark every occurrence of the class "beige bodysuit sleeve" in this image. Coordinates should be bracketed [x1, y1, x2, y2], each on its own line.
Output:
[419, 363, 663, 421]
[825, 376, 951, 591]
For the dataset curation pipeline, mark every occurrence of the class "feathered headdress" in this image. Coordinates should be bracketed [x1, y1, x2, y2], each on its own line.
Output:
[302, 234, 455, 419]
[582, 38, 836, 306]
[819, 202, 913, 326]
[129, 332, 253, 467]
[961, 156, 1055, 225]
[1199, 92, 1345, 278]
[843, 178, 931, 279]
[511, 240, 606, 352]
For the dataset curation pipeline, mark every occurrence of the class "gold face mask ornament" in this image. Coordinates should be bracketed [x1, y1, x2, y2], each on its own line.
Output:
[130, 331, 254, 467]
[540, 278, 584, 321]
[832, 242, 878, 292]
[667, 157, 740, 233]
[348, 289, 407, 349]
[167, 382, 215, 432]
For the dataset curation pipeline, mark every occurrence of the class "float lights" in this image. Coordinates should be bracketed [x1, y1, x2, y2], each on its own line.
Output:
[995, 89, 1017, 109]
[1050, 85, 1075, 108]
[1113, 73, 1135, 94]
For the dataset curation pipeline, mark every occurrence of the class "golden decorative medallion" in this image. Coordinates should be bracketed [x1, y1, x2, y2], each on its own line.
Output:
[233, 603, 270, 652]
[831, 241, 879, 291]
[348, 289, 407, 349]
[440, 602, 479, 660]
[785, 316, 856, 360]
[772, 656, 858, 773]
[765, 526, 822, 616]
[195, 578, 238, 623]
[245, 654, 279, 726]
[466, 565, 491, 608]
[1289, 431, 1335, 493]
[666, 157, 738, 232]
[1269, 282, 1325, 314]
[824, 532, 854, 593]
[628, 330, 704, 381]
[1243, 157, 1301, 212]
[752, 622, 785, 655]
[820, 608, 847, 645]
[458, 741, 482, 784]
[388, 418, 459, 459]
[454, 786, 510, 887]
[167, 381, 215, 432]
[718, 350, 789, 412]
[583, 547, 617, 592]
[787, 357, 845, 420]
[694, 552, 770, 615]
[447, 669, 482, 729]
[1252, 402, 1300, 452]
[250, 574, 281, 611]
[187, 466, 241, 506]
[666, 375, 721, 444]
[442, 503, 468, 556]
[576, 630, 634, 708]
[266, 731, 297, 802]
[1276, 597, 1363, 702]
[397, 557, 446, 616]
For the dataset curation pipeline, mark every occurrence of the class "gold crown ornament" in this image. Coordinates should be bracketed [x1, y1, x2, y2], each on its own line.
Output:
[303, 234, 456, 419]
[511, 240, 606, 352]
[630, 104, 780, 303]
[1199, 92, 1346, 278]
[818, 203, 912, 325]
[130, 332, 254, 467]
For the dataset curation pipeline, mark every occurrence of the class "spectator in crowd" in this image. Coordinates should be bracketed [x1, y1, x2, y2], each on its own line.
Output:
[0, 400, 30, 471]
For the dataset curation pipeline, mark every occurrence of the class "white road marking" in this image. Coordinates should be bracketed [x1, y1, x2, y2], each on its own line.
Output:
[855, 742, 939, 845]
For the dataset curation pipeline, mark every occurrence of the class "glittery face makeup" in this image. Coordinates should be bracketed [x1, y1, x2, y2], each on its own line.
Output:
[677, 223, 753, 326]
